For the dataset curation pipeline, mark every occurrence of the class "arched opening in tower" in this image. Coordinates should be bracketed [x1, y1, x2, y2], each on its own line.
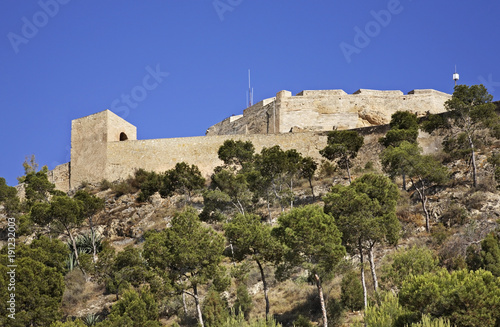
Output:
[120, 132, 128, 141]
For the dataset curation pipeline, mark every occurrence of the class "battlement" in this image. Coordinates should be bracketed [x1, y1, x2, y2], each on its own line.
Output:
[49, 87, 452, 191]
[206, 88, 451, 136]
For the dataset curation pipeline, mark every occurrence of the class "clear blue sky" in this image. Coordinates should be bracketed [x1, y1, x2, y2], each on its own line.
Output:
[1, 0, 499, 186]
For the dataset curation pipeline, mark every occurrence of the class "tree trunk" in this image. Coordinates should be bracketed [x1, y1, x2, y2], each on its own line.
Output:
[314, 273, 328, 327]
[229, 243, 236, 267]
[359, 240, 367, 309]
[182, 292, 188, 315]
[256, 259, 270, 321]
[346, 157, 352, 184]
[468, 134, 478, 188]
[422, 194, 430, 233]
[416, 184, 430, 232]
[412, 177, 431, 232]
[266, 192, 272, 222]
[402, 171, 407, 191]
[368, 245, 379, 292]
[193, 285, 204, 327]
[308, 178, 315, 200]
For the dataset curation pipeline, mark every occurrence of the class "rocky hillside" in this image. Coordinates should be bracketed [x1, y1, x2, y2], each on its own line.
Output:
[2, 115, 500, 326]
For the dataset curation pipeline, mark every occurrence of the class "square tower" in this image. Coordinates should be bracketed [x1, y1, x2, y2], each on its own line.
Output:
[70, 110, 136, 188]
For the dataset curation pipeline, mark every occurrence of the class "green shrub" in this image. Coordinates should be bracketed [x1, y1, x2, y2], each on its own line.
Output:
[137, 171, 161, 202]
[111, 180, 136, 197]
[234, 284, 253, 320]
[96, 287, 160, 327]
[381, 246, 438, 291]
[50, 319, 87, 327]
[202, 289, 229, 327]
[200, 189, 231, 223]
[327, 298, 345, 327]
[364, 161, 375, 170]
[359, 292, 416, 327]
[221, 311, 281, 327]
[319, 159, 336, 178]
[0, 177, 20, 214]
[440, 202, 468, 227]
[431, 223, 450, 246]
[399, 269, 500, 327]
[292, 315, 313, 327]
[466, 232, 500, 277]
[409, 314, 452, 327]
[99, 179, 112, 191]
[340, 270, 364, 311]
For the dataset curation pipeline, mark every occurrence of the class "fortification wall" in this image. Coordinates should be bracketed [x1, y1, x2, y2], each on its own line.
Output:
[47, 163, 70, 193]
[54, 120, 445, 191]
[206, 97, 278, 135]
[105, 132, 327, 182]
[206, 89, 451, 136]
[57, 88, 455, 190]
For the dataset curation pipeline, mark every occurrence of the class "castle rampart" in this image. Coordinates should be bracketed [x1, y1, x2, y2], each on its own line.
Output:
[105, 132, 327, 185]
[46, 87, 452, 192]
[206, 88, 451, 135]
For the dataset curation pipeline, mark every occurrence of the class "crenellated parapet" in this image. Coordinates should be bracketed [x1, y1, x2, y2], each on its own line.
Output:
[49, 87, 453, 191]
[206, 88, 451, 136]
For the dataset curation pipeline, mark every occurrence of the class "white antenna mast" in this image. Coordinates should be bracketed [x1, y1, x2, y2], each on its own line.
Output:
[247, 69, 253, 108]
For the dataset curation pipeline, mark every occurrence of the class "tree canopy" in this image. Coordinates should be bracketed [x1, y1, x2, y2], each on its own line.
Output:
[0, 245, 65, 326]
[399, 268, 500, 327]
[96, 288, 160, 327]
[379, 111, 419, 147]
[467, 231, 500, 277]
[324, 173, 400, 308]
[218, 139, 255, 167]
[273, 205, 345, 327]
[320, 130, 364, 183]
[144, 207, 225, 327]
[381, 141, 448, 231]
[224, 213, 281, 318]
[422, 84, 498, 187]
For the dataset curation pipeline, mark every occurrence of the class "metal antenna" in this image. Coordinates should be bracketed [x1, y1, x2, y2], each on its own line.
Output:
[248, 69, 253, 107]
[453, 65, 459, 87]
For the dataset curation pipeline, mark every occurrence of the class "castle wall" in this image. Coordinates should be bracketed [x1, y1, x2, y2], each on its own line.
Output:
[206, 97, 278, 135]
[53, 117, 447, 191]
[59, 88, 455, 190]
[105, 132, 327, 182]
[47, 162, 70, 193]
[206, 89, 451, 136]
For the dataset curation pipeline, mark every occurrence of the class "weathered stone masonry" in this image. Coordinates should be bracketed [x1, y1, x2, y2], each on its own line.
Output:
[48, 88, 451, 192]
[206, 89, 451, 135]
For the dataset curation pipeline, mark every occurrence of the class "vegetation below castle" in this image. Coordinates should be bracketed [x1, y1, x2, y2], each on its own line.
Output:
[1, 85, 500, 327]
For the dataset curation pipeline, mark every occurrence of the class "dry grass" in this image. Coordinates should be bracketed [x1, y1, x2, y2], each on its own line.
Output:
[62, 270, 98, 316]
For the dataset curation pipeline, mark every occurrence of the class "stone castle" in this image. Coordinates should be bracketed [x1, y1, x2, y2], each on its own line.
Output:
[47, 88, 451, 192]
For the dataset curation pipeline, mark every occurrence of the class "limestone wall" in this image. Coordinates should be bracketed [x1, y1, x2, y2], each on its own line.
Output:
[105, 132, 327, 181]
[47, 163, 70, 193]
[206, 97, 278, 135]
[62, 88, 455, 190]
[206, 88, 451, 136]
[55, 114, 447, 191]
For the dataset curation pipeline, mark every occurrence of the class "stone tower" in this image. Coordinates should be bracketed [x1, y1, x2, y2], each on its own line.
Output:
[70, 110, 136, 189]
